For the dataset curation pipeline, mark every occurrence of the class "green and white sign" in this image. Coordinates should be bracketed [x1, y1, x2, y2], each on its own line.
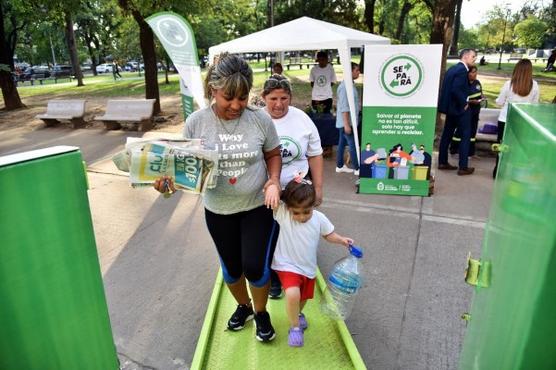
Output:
[360, 44, 442, 196]
[146, 12, 206, 117]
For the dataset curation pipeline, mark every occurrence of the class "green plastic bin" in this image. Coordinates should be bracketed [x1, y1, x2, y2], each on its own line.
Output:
[0, 146, 119, 370]
[458, 104, 556, 370]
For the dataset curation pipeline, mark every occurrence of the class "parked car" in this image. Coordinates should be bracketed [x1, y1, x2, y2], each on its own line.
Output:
[125, 61, 139, 71]
[20, 66, 51, 81]
[96, 63, 113, 73]
[52, 65, 73, 78]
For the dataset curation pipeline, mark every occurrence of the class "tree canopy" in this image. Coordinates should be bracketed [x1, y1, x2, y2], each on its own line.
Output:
[3, 0, 555, 111]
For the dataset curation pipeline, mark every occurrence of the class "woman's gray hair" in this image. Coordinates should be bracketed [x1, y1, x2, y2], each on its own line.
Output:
[204, 53, 253, 100]
[262, 74, 292, 97]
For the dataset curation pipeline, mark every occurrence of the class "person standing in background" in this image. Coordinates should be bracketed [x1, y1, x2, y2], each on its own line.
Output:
[335, 62, 361, 176]
[450, 65, 485, 158]
[112, 61, 122, 80]
[309, 51, 337, 114]
[492, 59, 540, 178]
[272, 63, 284, 75]
[437, 48, 477, 176]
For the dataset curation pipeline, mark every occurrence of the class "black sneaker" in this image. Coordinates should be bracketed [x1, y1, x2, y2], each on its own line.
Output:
[227, 304, 254, 331]
[254, 311, 276, 342]
[269, 284, 283, 299]
[269, 276, 283, 299]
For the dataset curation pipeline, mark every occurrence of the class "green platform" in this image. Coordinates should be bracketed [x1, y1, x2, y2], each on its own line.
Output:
[191, 270, 367, 370]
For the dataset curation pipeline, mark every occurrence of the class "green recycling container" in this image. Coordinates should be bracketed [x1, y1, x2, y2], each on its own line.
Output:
[0, 146, 119, 370]
[459, 104, 556, 370]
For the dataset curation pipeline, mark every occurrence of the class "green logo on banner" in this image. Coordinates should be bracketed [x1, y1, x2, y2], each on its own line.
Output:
[380, 55, 423, 98]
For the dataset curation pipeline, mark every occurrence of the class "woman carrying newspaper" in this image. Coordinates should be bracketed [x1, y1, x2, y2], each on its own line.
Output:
[154, 53, 282, 343]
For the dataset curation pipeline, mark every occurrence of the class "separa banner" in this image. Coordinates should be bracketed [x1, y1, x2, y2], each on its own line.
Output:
[146, 12, 206, 117]
[359, 44, 442, 196]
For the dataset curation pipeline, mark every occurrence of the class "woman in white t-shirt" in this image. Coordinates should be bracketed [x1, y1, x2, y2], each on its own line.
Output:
[493, 59, 540, 178]
[262, 74, 324, 204]
[262, 74, 325, 299]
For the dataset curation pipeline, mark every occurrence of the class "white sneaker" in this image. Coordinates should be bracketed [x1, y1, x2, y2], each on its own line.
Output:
[336, 165, 353, 173]
[354, 170, 359, 176]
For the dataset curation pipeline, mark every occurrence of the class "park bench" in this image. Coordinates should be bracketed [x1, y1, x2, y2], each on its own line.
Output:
[285, 62, 317, 70]
[94, 99, 156, 131]
[36, 99, 87, 128]
[475, 108, 501, 142]
[286, 56, 318, 70]
[507, 53, 523, 62]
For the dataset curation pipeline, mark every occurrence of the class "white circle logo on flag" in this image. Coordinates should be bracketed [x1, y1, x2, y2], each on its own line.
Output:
[157, 17, 189, 47]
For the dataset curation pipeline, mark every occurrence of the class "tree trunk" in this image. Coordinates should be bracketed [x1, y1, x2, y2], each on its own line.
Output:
[379, 14, 385, 36]
[83, 33, 98, 76]
[364, 0, 376, 33]
[0, 2, 24, 110]
[395, 0, 412, 41]
[118, 0, 161, 115]
[64, 12, 84, 86]
[429, 0, 458, 133]
[136, 15, 161, 114]
[378, 0, 386, 35]
[430, 0, 458, 79]
[449, 0, 463, 56]
[267, 0, 273, 28]
[0, 72, 24, 110]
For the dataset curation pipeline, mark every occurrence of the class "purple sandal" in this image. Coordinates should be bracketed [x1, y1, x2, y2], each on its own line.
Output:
[298, 313, 308, 330]
[288, 327, 304, 347]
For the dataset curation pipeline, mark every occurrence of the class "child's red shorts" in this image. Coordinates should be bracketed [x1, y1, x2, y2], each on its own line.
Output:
[276, 270, 316, 301]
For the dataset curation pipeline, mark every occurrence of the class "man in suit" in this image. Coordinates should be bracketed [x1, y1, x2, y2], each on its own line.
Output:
[437, 48, 477, 176]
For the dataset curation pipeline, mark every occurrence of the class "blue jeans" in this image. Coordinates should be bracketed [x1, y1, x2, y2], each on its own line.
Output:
[336, 128, 359, 170]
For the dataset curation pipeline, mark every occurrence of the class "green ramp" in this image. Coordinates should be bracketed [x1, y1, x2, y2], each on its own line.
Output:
[191, 269, 367, 370]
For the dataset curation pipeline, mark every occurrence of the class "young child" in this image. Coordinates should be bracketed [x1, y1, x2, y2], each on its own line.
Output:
[271, 176, 353, 347]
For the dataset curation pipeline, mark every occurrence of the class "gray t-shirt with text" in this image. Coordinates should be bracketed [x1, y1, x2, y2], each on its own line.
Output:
[184, 106, 280, 215]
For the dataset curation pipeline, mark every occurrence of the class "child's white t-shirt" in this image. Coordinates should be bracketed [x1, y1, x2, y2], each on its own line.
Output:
[310, 64, 337, 101]
[271, 203, 334, 278]
[271, 106, 323, 188]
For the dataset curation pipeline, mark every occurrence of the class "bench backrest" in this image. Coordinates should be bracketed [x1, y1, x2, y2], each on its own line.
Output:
[105, 99, 156, 119]
[479, 108, 501, 125]
[46, 100, 86, 116]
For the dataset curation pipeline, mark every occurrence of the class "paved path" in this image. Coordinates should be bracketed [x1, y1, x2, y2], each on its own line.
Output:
[1, 126, 495, 370]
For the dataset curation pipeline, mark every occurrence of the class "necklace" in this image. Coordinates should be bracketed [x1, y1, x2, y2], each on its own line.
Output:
[213, 106, 241, 135]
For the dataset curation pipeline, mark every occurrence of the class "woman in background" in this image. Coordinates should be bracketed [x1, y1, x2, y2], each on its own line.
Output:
[493, 59, 540, 178]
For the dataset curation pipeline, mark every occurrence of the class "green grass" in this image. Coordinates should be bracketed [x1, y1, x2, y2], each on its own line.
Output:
[16, 72, 182, 99]
[447, 61, 556, 80]
[11, 63, 555, 108]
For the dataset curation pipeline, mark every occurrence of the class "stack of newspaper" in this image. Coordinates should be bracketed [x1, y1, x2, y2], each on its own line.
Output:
[113, 137, 219, 194]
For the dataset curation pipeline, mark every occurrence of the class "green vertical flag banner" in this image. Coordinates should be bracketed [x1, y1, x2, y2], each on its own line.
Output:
[146, 12, 206, 118]
[360, 44, 442, 196]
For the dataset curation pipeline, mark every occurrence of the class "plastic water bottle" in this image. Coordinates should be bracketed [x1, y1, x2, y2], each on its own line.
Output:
[321, 244, 363, 320]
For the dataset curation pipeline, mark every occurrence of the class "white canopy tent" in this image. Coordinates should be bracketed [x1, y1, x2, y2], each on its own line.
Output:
[209, 16, 390, 164]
